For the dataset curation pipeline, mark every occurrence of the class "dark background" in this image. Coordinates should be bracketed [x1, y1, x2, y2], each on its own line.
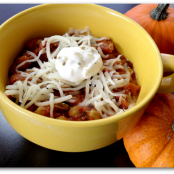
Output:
[0, 4, 139, 167]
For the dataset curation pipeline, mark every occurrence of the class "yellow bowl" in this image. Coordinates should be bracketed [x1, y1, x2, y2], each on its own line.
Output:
[0, 4, 163, 152]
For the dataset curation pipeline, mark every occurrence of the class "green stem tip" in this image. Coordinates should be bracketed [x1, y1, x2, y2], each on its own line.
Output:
[150, 4, 170, 21]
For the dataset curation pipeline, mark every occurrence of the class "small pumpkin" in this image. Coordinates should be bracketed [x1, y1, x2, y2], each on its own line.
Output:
[125, 4, 174, 55]
[123, 93, 174, 167]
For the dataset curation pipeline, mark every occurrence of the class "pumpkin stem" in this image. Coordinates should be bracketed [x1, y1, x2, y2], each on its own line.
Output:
[172, 120, 174, 132]
[150, 4, 170, 21]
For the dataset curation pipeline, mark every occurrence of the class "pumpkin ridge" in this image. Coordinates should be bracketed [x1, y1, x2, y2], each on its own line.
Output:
[167, 21, 174, 55]
[150, 133, 172, 167]
[164, 21, 174, 54]
[143, 113, 169, 128]
[151, 137, 172, 167]
[124, 113, 170, 160]
[159, 20, 171, 54]
[123, 94, 174, 167]
[137, 18, 155, 36]
[127, 112, 170, 145]
[145, 95, 173, 123]
[153, 22, 163, 51]
[156, 94, 174, 122]
[132, 130, 168, 147]
[152, 138, 174, 167]
[147, 20, 158, 41]
[125, 131, 169, 167]
[145, 111, 171, 125]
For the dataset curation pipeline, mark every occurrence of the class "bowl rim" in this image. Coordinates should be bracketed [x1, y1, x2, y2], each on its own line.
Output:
[0, 3, 163, 127]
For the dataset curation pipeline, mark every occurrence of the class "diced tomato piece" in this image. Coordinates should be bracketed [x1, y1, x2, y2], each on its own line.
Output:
[120, 97, 130, 109]
[9, 73, 26, 85]
[124, 83, 141, 96]
[97, 39, 115, 54]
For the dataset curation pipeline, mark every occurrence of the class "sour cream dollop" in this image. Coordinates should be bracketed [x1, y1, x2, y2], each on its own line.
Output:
[55, 45, 103, 84]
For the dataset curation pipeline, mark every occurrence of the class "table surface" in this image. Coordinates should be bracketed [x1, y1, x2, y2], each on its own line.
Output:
[0, 3, 139, 167]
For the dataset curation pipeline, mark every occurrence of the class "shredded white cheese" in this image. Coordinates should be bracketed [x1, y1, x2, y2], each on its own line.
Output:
[5, 27, 136, 118]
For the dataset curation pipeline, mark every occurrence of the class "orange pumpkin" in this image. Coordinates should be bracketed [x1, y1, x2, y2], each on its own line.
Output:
[125, 4, 174, 55]
[123, 93, 174, 167]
